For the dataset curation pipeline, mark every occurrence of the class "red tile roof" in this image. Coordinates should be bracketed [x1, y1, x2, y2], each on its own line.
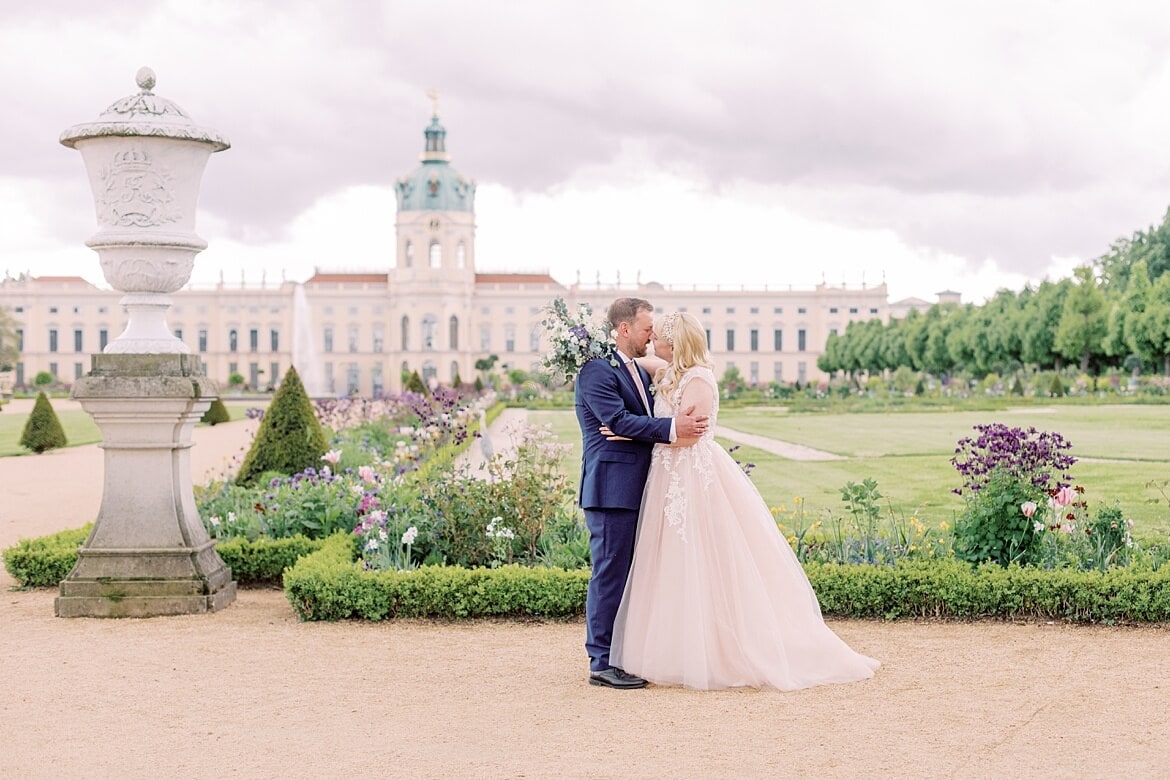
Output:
[475, 273, 560, 285]
[305, 273, 389, 284]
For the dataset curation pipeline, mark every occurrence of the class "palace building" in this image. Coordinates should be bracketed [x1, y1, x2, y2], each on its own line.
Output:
[0, 111, 948, 396]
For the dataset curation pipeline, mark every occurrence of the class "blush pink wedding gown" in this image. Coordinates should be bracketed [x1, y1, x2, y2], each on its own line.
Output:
[610, 367, 880, 690]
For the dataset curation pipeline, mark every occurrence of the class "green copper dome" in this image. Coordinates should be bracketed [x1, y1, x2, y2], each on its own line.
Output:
[395, 114, 476, 213]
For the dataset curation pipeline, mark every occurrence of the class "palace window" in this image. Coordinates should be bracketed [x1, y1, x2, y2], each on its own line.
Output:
[429, 241, 442, 268]
[422, 315, 437, 351]
[449, 315, 459, 350]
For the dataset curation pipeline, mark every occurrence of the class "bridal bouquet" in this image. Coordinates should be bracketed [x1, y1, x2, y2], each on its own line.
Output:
[541, 297, 618, 383]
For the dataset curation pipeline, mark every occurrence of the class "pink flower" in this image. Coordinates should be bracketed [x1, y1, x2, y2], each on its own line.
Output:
[1048, 485, 1076, 509]
[1020, 501, 1038, 518]
[358, 465, 377, 483]
[322, 449, 342, 465]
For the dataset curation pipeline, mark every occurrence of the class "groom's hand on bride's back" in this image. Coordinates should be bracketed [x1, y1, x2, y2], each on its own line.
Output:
[676, 405, 709, 438]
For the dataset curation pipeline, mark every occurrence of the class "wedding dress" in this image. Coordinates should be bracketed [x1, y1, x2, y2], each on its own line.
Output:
[610, 366, 879, 690]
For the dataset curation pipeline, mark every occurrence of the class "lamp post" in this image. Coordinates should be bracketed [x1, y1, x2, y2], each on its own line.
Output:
[55, 67, 236, 617]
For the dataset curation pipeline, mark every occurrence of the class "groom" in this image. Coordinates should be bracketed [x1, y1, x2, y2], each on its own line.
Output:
[575, 297, 708, 689]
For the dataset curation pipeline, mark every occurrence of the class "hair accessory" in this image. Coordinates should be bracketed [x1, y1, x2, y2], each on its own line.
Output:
[659, 312, 681, 345]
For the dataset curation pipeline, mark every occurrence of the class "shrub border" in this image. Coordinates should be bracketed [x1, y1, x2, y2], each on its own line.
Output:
[2, 526, 327, 589]
[11, 525, 1170, 624]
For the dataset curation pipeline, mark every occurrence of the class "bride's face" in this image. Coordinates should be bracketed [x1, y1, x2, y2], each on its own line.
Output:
[651, 327, 673, 362]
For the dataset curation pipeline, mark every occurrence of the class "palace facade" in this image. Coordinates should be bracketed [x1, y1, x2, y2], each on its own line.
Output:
[0, 112, 951, 396]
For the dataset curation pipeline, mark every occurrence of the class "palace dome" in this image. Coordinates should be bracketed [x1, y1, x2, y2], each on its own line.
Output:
[395, 114, 475, 213]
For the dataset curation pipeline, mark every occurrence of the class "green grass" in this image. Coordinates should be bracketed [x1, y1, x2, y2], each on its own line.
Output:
[0, 401, 253, 458]
[529, 406, 1170, 538]
[716, 406, 1170, 460]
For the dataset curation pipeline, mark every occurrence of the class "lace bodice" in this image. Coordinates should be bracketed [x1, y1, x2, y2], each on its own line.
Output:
[654, 366, 719, 435]
[651, 366, 720, 542]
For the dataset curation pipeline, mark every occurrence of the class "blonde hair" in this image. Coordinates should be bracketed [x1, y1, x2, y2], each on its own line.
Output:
[655, 312, 712, 400]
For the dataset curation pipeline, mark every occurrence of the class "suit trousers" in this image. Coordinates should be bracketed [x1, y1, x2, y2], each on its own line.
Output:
[583, 506, 639, 672]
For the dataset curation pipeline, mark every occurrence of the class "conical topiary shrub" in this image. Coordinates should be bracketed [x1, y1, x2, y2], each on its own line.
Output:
[406, 370, 428, 396]
[20, 392, 67, 454]
[200, 397, 231, 425]
[1049, 373, 1065, 398]
[235, 366, 328, 485]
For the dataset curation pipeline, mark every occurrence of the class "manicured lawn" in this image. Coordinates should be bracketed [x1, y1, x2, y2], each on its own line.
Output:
[533, 406, 1170, 538]
[716, 406, 1170, 460]
[0, 401, 253, 458]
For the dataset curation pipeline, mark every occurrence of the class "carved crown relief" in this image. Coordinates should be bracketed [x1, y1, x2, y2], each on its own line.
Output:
[97, 146, 181, 228]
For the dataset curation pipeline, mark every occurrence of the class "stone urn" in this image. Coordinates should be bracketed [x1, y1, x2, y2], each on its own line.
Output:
[60, 66, 229, 354]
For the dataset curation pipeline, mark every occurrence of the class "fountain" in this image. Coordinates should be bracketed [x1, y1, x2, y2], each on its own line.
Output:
[292, 283, 329, 397]
[55, 67, 236, 617]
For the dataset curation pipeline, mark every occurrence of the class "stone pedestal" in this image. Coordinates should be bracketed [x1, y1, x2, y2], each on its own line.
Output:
[56, 354, 236, 617]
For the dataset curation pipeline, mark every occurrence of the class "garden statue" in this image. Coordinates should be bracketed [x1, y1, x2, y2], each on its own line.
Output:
[55, 67, 236, 616]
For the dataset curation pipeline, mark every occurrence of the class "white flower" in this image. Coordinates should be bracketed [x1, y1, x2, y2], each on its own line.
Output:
[227, 511, 237, 524]
[364, 538, 379, 552]
[1033, 521, 1044, 533]
[378, 529, 388, 542]
[209, 515, 221, 527]
[350, 485, 364, 496]
[402, 526, 419, 546]
[540, 297, 619, 383]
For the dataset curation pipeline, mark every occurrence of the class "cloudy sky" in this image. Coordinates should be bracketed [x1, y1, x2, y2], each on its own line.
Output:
[4, 0, 1170, 303]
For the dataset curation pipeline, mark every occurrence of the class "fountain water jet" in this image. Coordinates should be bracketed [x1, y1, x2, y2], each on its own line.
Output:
[292, 283, 329, 397]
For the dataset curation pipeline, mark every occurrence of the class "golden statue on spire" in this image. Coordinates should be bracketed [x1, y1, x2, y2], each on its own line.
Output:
[426, 87, 440, 117]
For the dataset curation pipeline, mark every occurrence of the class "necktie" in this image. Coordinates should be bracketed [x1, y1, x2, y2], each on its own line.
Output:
[627, 360, 651, 413]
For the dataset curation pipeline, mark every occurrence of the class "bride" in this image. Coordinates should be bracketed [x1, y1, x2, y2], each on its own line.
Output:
[608, 312, 879, 691]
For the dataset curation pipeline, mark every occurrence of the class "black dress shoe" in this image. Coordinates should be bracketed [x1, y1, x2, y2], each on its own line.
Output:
[589, 667, 648, 689]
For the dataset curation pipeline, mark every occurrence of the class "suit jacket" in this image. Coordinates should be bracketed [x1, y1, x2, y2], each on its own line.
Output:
[575, 355, 672, 511]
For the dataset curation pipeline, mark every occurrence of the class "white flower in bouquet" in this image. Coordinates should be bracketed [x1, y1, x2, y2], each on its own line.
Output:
[540, 297, 619, 384]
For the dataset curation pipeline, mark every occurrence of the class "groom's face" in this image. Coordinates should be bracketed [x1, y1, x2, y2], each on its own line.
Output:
[622, 309, 654, 358]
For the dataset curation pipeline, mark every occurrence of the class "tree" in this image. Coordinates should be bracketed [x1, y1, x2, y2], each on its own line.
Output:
[20, 392, 67, 453]
[1054, 266, 1108, 373]
[200, 397, 231, 425]
[405, 370, 428, 395]
[1143, 275, 1170, 375]
[1097, 206, 1170, 291]
[235, 366, 328, 485]
[1121, 260, 1157, 368]
[1020, 280, 1070, 369]
[0, 305, 17, 372]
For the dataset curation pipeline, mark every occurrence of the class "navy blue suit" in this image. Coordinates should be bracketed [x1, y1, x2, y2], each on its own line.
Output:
[575, 354, 672, 672]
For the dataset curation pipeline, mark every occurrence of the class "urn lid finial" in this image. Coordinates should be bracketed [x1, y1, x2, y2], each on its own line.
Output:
[60, 67, 230, 151]
[135, 66, 156, 94]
